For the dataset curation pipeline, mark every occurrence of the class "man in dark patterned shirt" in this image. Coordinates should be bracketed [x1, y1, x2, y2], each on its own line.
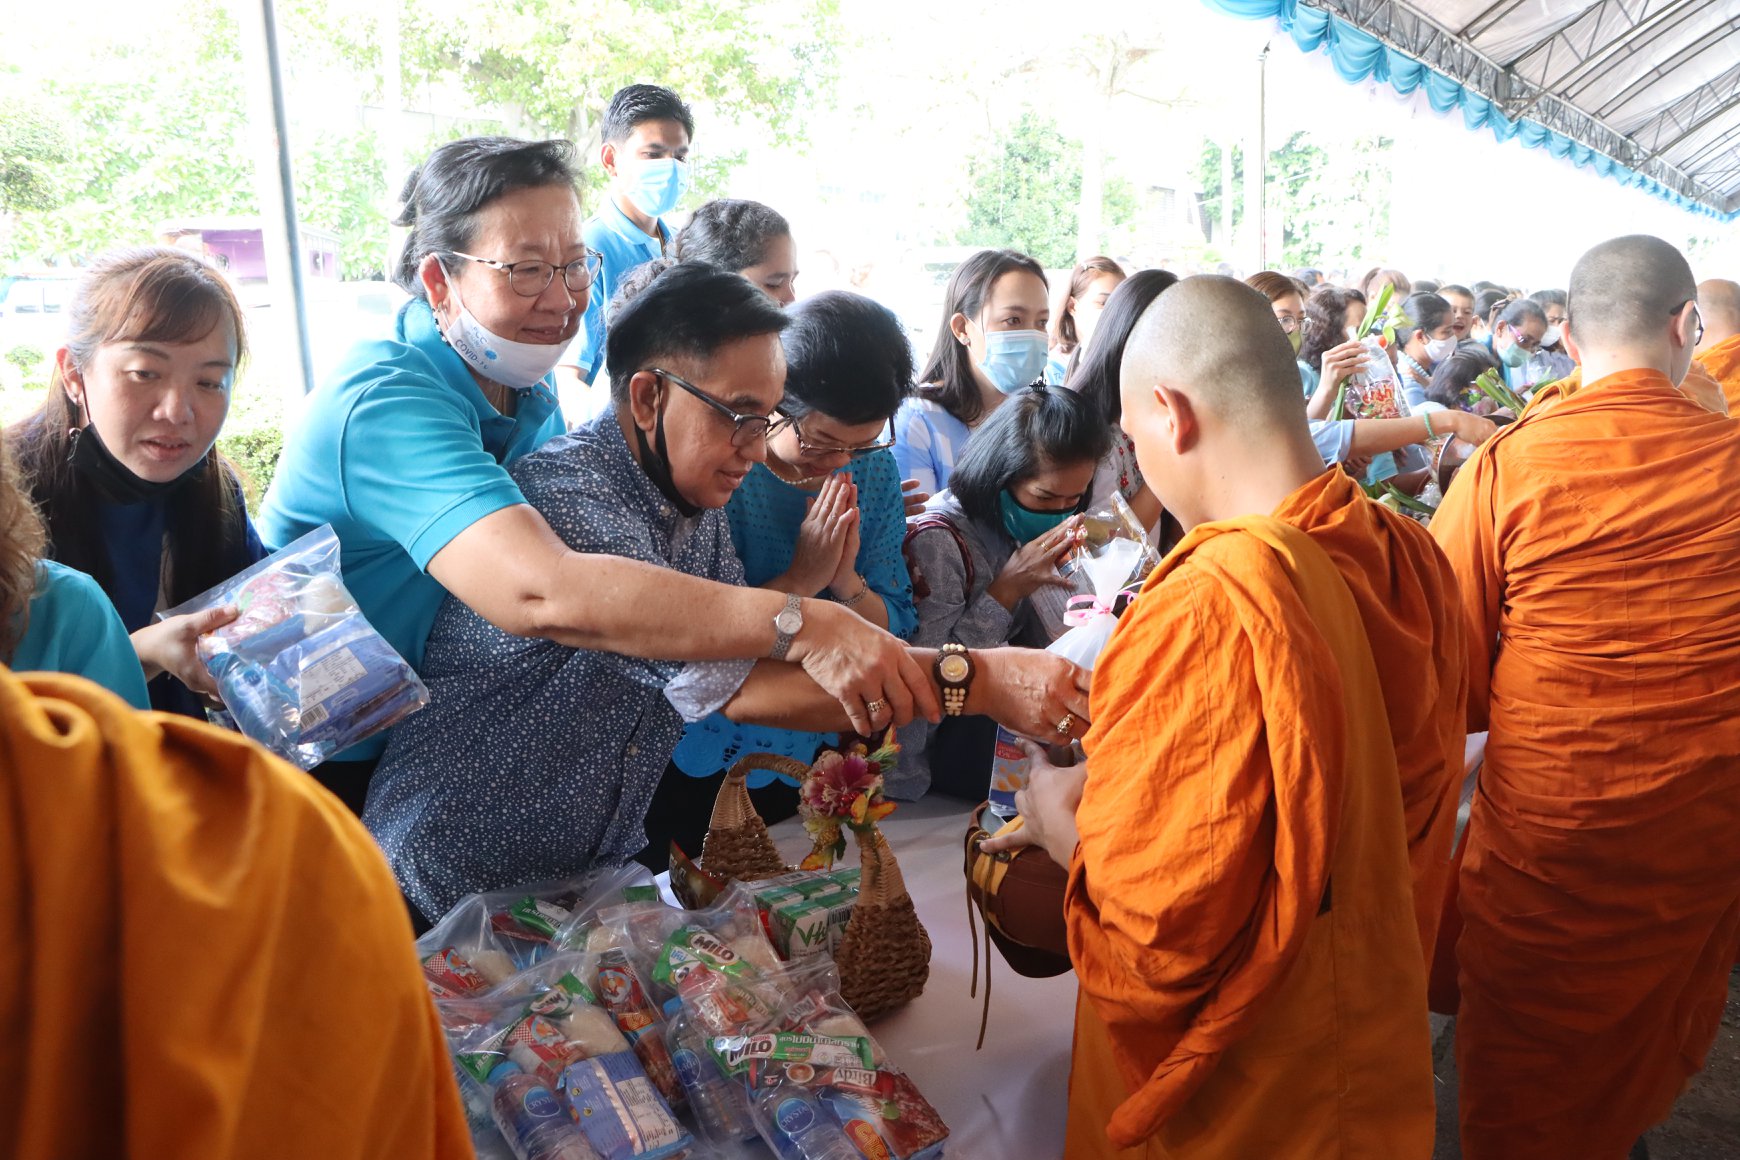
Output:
[368, 264, 1097, 925]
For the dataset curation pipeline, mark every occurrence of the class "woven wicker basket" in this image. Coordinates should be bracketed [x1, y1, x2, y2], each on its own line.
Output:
[695, 749, 931, 1020]
[836, 823, 931, 1021]
[697, 753, 809, 885]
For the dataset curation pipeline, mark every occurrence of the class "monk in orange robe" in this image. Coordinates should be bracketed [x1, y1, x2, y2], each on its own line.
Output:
[0, 669, 474, 1159]
[1432, 235, 1740, 1160]
[990, 275, 1462, 1158]
[1694, 277, 1740, 414]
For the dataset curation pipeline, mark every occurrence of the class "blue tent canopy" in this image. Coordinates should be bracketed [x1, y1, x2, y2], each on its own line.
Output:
[1204, 0, 1740, 222]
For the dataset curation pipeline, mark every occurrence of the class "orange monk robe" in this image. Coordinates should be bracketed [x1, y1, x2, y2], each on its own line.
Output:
[0, 670, 475, 1160]
[1064, 498, 1435, 1159]
[1694, 332, 1740, 414]
[1272, 468, 1467, 963]
[1527, 365, 1728, 418]
[1431, 368, 1740, 1160]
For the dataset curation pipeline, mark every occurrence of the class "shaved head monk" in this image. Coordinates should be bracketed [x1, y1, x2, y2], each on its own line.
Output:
[988, 274, 1466, 1158]
[1694, 276, 1740, 413]
[1432, 235, 1740, 1160]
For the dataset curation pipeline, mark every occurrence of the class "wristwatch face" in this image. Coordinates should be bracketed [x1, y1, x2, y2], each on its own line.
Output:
[775, 608, 804, 635]
[938, 653, 972, 684]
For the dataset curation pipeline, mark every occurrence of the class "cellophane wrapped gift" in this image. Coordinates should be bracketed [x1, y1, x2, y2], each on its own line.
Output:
[160, 524, 427, 769]
[1047, 492, 1160, 671]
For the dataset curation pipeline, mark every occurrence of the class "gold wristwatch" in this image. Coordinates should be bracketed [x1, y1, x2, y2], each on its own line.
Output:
[935, 642, 975, 716]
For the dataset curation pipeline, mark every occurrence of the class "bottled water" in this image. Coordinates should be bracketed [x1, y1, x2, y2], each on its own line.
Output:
[757, 1082, 859, 1160]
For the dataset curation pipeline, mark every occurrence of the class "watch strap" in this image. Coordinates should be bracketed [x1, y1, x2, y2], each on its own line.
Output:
[771, 592, 802, 662]
[936, 642, 973, 717]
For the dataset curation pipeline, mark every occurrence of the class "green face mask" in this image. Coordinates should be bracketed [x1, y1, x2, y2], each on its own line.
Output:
[1288, 328, 1303, 354]
[999, 489, 1074, 544]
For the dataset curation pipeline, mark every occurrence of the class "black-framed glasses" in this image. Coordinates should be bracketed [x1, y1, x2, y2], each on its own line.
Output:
[447, 249, 602, 297]
[782, 411, 895, 459]
[647, 368, 779, 448]
[1670, 299, 1706, 347]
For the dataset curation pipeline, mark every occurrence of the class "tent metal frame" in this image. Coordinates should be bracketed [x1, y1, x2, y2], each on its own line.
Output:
[1312, 0, 1740, 216]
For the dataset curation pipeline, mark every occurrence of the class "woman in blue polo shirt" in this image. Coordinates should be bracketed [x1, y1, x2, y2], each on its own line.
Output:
[262, 135, 928, 813]
[646, 291, 919, 863]
[1, 441, 148, 708]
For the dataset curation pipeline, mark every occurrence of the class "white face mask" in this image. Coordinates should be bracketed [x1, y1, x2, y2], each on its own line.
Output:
[1541, 324, 1562, 347]
[1424, 334, 1458, 364]
[439, 277, 567, 391]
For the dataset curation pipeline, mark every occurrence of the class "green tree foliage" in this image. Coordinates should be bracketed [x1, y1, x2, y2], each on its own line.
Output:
[0, 96, 70, 215]
[401, 0, 842, 160]
[1195, 132, 1392, 269]
[957, 111, 1138, 269]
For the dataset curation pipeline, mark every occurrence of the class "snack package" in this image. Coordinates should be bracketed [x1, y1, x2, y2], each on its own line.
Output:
[440, 961, 690, 1160]
[710, 959, 947, 1160]
[416, 865, 657, 990]
[561, 1052, 694, 1160]
[160, 525, 427, 769]
[604, 897, 789, 1041]
[595, 946, 687, 1110]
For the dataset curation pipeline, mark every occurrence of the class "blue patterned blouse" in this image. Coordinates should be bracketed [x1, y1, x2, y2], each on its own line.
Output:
[670, 449, 917, 787]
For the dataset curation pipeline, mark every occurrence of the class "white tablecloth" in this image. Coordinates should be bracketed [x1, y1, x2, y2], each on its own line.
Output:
[764, 797, 1076, 1160]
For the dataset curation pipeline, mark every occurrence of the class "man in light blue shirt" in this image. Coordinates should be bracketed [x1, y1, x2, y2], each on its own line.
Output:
[556, 84, 695, 422]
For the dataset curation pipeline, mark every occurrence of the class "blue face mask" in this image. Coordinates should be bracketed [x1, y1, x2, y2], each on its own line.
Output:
[999, 489, 1074, 544]
[976, 326, 1049, 395]
[1497, 333, 1530, 368]
[624, 157, 690, 218]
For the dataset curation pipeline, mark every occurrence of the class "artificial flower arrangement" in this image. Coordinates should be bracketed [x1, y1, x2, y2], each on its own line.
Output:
[799, 732, 901, 871]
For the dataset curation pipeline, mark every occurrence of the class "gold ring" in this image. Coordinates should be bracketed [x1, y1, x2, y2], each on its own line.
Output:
[865, 698, 889, 716]
[1056, 712, 1076, 735]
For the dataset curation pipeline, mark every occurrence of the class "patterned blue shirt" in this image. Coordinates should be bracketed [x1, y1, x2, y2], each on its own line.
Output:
[364, 413, 753, 920]
[670, 450, 918, 786]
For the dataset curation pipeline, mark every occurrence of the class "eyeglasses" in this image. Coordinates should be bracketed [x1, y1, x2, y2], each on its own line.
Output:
[782, 412, 895, 459]
[1671, 299, 1706, 347]
[1273, 312, 1302, 332]
[447, 249, 602, 298]
[647, 368, 779, 448]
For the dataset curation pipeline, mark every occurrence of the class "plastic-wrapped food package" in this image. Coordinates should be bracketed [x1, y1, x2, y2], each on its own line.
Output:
[159, 525, 427, 769]
[604, 897, 792, 1042]
[662, 997, 759, 1148]
[415, 865, 658, 993]
[713, 960, 949, 1160]
[439, 962, 694, 1160]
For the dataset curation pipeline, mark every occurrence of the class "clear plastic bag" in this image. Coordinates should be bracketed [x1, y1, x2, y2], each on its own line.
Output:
[416, 865, 659, 997]
[160, 524, 427, 769]
[707, 959, 949, 1160]
[602, 896, 790, 1042]
[437, 958, 694, 1160]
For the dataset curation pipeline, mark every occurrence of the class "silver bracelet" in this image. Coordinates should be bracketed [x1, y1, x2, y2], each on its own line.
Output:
[840, 576, 872, 607]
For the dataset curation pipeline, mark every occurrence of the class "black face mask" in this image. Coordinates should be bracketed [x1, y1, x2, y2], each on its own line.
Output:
[631, 401, 701, 519]
[67, 424, 204, 506]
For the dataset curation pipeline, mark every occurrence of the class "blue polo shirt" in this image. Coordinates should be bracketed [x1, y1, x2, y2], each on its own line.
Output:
[11, 561, 150, 709]
[561, 198, 673, 386]
[259, 297, 565, 757]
